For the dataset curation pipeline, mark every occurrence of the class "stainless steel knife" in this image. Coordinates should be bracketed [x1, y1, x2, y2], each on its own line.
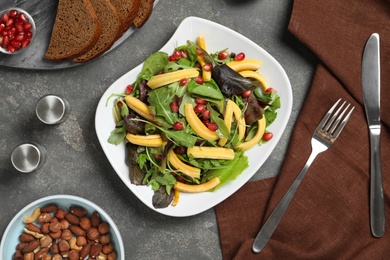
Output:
[362, 33, 385, 237]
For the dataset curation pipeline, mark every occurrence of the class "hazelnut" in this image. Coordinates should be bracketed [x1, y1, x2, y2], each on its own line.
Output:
[38, 213, 52, 223]
[68, 249, 80, 260]
[55, 208, 67, 219]
[58, 239, 70, 252]
[41, 222, 50, 234]
[76, 235, 87, 247]
[79, 217, 91, 230]
[61, 229, 73, 240]
[100, 233, 111, 245]
[40, 235, 53, 248]
[98, 222, 110, 235]
[49, 221, 61, 233]
[87, 227, 100, 240]
[102, 243, 114, 255]
[60, 219, 69, 230]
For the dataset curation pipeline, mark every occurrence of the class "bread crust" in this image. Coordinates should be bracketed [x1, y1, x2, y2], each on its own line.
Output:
[110, 0, 141, 36]
[134, 0, 154, 28]
[73, 0, 122, 62]
[45, 0, 102, 61]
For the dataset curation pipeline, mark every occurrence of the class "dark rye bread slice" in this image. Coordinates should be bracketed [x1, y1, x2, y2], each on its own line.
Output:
[134, 0, 155, 28]
[45, 0, 102, 61]
[110, 0, 141, 35]
[73, 0, 123, 63]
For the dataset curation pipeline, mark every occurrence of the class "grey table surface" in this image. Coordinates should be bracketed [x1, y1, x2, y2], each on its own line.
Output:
[0, 0, 316, 259]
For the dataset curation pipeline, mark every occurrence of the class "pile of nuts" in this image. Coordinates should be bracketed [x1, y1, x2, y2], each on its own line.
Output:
[14, 203, 117, 260]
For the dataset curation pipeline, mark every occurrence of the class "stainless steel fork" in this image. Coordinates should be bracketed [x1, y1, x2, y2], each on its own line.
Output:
[252, 99, 355, 253]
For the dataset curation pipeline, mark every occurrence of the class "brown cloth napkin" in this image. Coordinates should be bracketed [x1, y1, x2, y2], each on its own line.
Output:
[216, 0, 390, 259]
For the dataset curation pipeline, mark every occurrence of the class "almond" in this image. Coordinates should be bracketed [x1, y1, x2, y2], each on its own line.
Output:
[89, 243, 103, 258]
[35, 247, 49, 259]
[69, 225, 86, 236]
[79, 242, 92, 259]
[19, 233, 35, 243]
[69, 205, 87, 217]
[25, 223, 41, 233]
[65, 213, 79, 225]
[90, 211, 101, 227]
[41, 204, 58, 213]
[22, 240, 40, 253]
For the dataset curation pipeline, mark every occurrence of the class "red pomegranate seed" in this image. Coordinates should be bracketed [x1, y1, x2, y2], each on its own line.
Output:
[218, 50, 229, 60]
[15, 20, 23, 32]
[24, 23, 32, 31]
[170, 101, 178, 112]
[8, 27, 17, 36]
[6, 45, 16, 53]
[15, 32, 24, 41]
[202, 110, 210, 121]
[21, 39, 30, 48]
[0, 23, 5, 32]
[195, 76, 204, 85]
[173, 146, 186, 154]
[179, 78, 188, 86]
[11, 40, 21, 48]
[173, 122, 184, 130]
[202, 64, 212, 72]
[3, 35, 9, 45]
[18, 13, 28, 23]
[234, 52, 245, 61]
[117, 101, 123, 108]
[262, 132, 273, 141]
[9, 10, 18, 18]
[265, 87, 277, 93]
[168, 55, 176, 62]
[25, 31, 32, 39]
[196, 48, 203, 56]
[173, 50, 181, 60]
[194, 104, 206, 114]
[242, 90, 252, 98]
[195, 98, 206, 105]
[5, 17, 13, 27]
[125, 85, 133, 95]
[180, 50, 188, 59]
[1, 13, 9, 23]
[206, 122, 218, 132]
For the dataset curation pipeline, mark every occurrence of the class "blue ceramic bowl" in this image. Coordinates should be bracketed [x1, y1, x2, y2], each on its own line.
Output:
[0, 195, 124, 259]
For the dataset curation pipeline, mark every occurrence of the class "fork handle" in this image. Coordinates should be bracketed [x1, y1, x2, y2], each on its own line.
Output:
[252, 149, 321, 253]
[369, 128, 385, 237]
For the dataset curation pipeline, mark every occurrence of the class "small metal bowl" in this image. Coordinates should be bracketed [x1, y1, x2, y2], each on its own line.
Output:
[11, 142, 46, 173]
[0, 7, 36, 54]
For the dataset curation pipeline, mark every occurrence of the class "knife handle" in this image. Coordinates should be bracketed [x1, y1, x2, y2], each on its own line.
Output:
[369, 127, 385, 237]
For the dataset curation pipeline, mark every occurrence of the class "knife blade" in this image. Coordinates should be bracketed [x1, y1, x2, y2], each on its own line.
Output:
[362, 33, 385, 237]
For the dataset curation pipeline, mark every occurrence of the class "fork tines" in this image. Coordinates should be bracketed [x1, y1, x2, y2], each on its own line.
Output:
[318, 99, 355, 140]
